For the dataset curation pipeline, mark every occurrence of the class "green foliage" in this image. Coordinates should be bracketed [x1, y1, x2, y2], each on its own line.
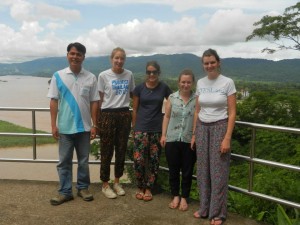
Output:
[246, 2, 300, 53]
[90, 82, 300, 225]
[229, 85, 300, 224]
[0, 120, 55, 147]
[276, 204, 300, 225]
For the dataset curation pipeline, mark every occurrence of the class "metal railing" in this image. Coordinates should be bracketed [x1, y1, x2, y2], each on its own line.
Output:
[0, 107, 299, 209]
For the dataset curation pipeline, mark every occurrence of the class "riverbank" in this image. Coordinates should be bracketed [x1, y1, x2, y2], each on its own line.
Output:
[0, 75, 50, 132]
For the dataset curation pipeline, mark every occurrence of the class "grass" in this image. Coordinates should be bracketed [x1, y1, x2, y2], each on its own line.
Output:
[0, 120, 55, 148]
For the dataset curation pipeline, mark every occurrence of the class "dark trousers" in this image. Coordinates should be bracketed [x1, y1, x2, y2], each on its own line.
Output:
[98, 110, 131, 182]
[165, 141, 196, 198]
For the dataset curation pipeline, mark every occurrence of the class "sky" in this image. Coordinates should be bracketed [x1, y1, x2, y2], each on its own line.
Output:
[0, 0, 299, 63]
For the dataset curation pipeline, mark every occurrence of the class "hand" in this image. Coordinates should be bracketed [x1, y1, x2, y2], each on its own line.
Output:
[52, 126, 59, 140]
[220, 138, 231, 153]
[90, 127, 97, 140]
[160, 136, 166, 147]
[190, 135, 196, 150]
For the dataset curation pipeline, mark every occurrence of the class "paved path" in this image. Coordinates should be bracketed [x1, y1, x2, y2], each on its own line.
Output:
[0, 179, 265, 225]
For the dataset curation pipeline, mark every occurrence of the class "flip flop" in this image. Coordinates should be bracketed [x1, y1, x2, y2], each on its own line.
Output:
[211, 218, 225, 225]
[194, 210, 209, 219]
[143, 193, 153, 201]
[135, 192, 144, 200]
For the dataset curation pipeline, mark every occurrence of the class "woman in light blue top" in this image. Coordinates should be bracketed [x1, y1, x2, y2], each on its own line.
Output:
[160, 69, 196, 211]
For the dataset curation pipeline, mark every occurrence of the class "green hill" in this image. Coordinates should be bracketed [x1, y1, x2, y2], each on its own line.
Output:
[0, 54, 299, 83]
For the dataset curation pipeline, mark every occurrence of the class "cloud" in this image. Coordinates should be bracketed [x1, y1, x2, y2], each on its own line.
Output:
[0, 0, 298, 63]
[78, 17, 201, 56]
[35, 3, 81, 21]
[75, 0, 296, 12]
[10, 0, 34, 21]
[4, 1, 80, 24]
[201, 9, 258, 45]
[46, 21, 69, 30]
[0, 21, 65, 62]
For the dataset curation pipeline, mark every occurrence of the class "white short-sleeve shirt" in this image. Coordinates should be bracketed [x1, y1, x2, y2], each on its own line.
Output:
[196, 74, 236, 123]
[98, 69, 135, 109]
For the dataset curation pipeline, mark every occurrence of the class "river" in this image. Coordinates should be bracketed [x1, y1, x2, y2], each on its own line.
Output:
[0, 75, 121, 183]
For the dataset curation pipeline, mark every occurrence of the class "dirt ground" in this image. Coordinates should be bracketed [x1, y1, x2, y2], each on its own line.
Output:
[0, 179, 266, 225]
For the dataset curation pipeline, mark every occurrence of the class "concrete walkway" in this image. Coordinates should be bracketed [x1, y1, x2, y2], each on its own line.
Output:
[0, 179, 266, 225]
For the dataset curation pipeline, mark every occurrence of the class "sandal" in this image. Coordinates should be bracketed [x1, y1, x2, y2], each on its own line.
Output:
[168, 197, 180, 209]
[135, 191, 144, 200]
[143, 193, 153, 201]
[211, 218, 225, 225]
[194, 210, 209, 219]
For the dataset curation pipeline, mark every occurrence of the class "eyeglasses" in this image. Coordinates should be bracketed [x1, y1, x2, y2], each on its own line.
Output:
[146, 70, 159, 75]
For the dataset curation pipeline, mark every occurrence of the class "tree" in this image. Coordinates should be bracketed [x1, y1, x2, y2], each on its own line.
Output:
[246, 2, 300, 54]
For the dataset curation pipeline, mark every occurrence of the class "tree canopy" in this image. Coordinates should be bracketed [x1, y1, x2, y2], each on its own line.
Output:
[246, 2, 300, 54]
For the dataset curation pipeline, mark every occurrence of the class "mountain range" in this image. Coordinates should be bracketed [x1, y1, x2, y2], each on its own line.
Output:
[0, 53, 299, 83]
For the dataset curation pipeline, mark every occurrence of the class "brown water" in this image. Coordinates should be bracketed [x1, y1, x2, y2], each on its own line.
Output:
[0, 76, 125, 183]
[0, 75, 51, 132]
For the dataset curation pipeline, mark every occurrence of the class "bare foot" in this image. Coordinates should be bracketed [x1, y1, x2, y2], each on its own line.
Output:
[168, 196, 180, 209]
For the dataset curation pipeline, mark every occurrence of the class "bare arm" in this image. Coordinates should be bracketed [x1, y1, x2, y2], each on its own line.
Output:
[132, 95, 139, 129]
[50, 98, 59, 140]
[160, 97, 171, 147]
[97, 91, 104, 125]
[98, 91, 104, 110]
[221, 93, 236, 153]
[191, 96, 200, 149]
[90, 100, 99, 139]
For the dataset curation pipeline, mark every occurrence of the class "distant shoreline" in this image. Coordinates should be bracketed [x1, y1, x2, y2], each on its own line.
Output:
[0, 76, 51, 132]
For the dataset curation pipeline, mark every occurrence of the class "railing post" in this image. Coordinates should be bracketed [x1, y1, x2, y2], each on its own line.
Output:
[32, 110, 37, 160]
[248, 128, 256, 192]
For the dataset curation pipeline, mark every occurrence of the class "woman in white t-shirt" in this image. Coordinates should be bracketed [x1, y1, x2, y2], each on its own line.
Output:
[191, 49, 236, 225]
[97, 47, 135, 199]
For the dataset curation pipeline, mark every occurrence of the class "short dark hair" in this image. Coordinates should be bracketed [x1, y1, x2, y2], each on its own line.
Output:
[67, 42, 86, 55]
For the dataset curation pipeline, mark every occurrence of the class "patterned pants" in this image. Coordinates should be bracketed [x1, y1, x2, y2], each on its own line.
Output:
[133, 132, 161, 190]
[195, 119, 230, 220]
[98, 110, 131, 182]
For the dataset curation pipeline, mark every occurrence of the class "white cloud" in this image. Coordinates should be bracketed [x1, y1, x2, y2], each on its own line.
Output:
[0, 0, 299, 62]
[10, 0, 34, 21]
[35, 3, 81, 21]
[75, 0, 297, 12]
[46, 21, 69, 30]
[4, 1, 80, 23]
[77, 17, 201, 56]
[201, 9, 258, 45]
[0, 21, 65, 62]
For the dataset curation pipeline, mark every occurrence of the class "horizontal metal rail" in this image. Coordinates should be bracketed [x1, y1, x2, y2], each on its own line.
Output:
[0, 107, 299, 209]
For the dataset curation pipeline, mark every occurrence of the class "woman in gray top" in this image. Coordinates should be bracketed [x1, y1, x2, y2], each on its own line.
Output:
[191, 49, 236, 225]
